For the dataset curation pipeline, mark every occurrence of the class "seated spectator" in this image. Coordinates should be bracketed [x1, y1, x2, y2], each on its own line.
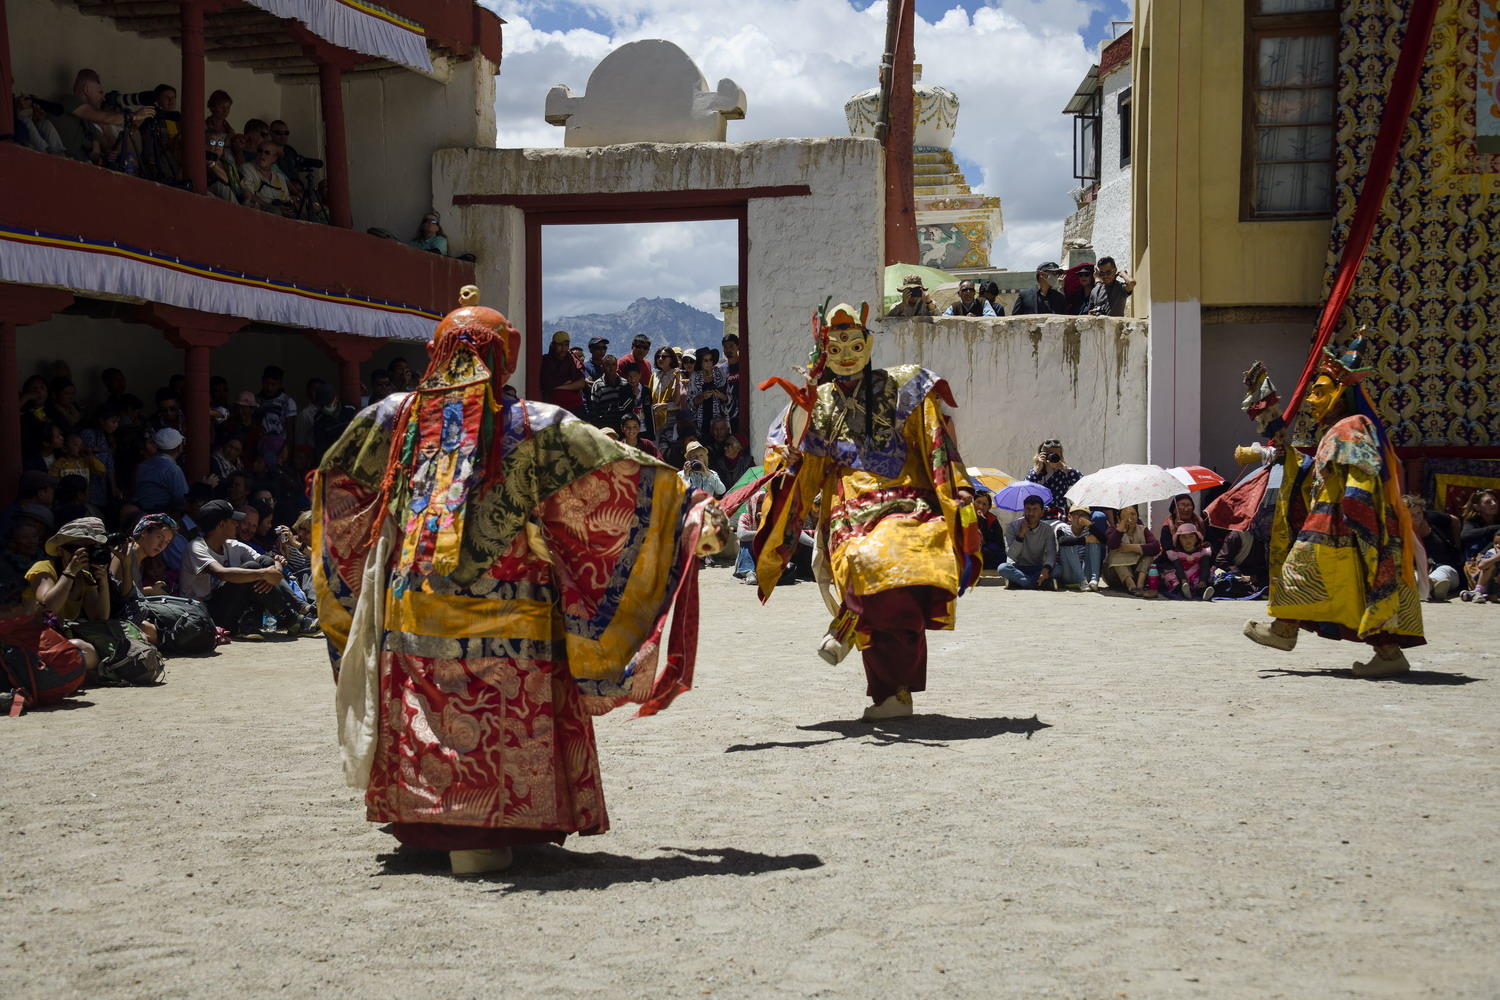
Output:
[732, 490, 765, 584]
[998, 494, 1058, 589]
[26, 517, 112, 625]
[1105, 505, 1161, 596]
[46, 377, 83, 430]
[540, 331, 586, 413]
[0, 561, 94, 708]
[586, 355, 631, 432]
[219, 391, 261, 450]
[135, 428, 188, 512]
[235, 118, 269, 165]
[364, 368, 394, 405]
[0, 471, 58, 544]
[78, 406, 121, 507]
[973, 491, 1007, 570]
[387, 357, 415, 391]
[1209, 529, 1267, 597]
[1025, 438, 1082, 517]
[307, 383, 356, 457]
[1011, 262, 1067, 315]
[109, 512, 177, 603]
[148, 389, 185, 434]
[256, 365, 298, 438]
[977, 280, 1007, 318]
[212, 436, 245, 481]
[1402, 495, 1462, 602]
[205, 89, 234, 140]
[1164, 523, 1213, 599]
[6, 513, 48, 569]
[54, 68, 155, 164]
[1086, 256, 1135, 317]
[1460, 489, 1500, 602]
[24, 422, 64, 474]
[680, 442, 726, 497]
[178, 500, 317, 637]
[1054, 503, 1103, 589]
[13, 92, 66, 155]
[274, 511, 314, 599]
[51, 431, 107, 497]
[943, 280, 999, 317]
[408, 212, 448, 255]
[19, 375, 51, 452]
[620, 414, 660, 458]
[53, 474, 101, 524]
[241, 142, 294, 215]
[270, 120, 316, 179]
[887, 275, 939, 317]
[714, 433, 754, 489]
[206, 130, 243, 204]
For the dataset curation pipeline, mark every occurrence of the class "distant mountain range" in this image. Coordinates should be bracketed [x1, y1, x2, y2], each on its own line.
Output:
[543, 297, 725, 355]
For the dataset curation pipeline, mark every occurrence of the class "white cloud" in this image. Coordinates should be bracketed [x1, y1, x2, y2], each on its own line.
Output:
[482, 0, 1107, 314]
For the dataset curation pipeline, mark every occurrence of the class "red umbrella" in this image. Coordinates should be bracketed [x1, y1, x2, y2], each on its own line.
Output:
[1169, 466, 1225, 492]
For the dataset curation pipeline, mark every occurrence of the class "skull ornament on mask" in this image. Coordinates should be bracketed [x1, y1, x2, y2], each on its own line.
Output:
[822, 303, 871, 378]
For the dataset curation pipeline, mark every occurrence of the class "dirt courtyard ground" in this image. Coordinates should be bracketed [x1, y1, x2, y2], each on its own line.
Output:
[3, 571, 1497, 999]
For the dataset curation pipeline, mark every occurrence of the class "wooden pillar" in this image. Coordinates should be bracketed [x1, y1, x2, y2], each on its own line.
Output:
[138, 304, 246, 481]
[0, 285, 74, 504]
[882, 0, 918, 266]
[180, 0, 207, 195]
[0, 0, 15, 142]
[318, 58, 352, 228]
[307, 330, 382, 407]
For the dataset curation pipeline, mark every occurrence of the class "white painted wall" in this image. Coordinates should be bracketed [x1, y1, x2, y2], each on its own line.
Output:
[431, 138, 885, 443]
[1146, 299, 1202, 471]
[875, 315, 1149, 478]
[10, 0, 313, 144]
[1093, 60, 1133, 273]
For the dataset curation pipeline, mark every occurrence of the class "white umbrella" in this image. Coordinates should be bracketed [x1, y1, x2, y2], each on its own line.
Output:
[1067, 464, 1188, 510]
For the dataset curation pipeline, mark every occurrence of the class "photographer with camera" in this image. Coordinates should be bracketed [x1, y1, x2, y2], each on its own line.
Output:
[679, 441, 727, 498]
[53, 68, 155, 164]
[268, 120, 328, 222]
[240, 141, 294, 216]
[887, 274, 939, 317]
[25, 517, 113, 624]
[205, 130, 244, 203]
[1025, 437, 1082, 518]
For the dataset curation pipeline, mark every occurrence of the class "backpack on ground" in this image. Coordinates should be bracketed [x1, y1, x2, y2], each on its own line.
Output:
[66, 619, 166, 686]
[122, 595, 219, 656]
[0, 637, 89, 708]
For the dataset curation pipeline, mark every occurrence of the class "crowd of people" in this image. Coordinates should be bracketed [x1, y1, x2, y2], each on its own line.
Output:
[887, 259, 1135, 318]
[11, 69, 466, 257]
[0, 353, 448, 710]
[538, 329, 753, 491]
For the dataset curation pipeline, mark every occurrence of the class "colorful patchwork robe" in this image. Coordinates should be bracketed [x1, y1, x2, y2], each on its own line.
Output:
[1268, 412, 1424, 647]
[753, 365, 977, 645]
[312, 360, 713, 839]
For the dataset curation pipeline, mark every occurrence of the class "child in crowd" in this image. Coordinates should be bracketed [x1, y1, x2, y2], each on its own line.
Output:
[1164, 523, 1214, 600]
[50, 432, 108, 497]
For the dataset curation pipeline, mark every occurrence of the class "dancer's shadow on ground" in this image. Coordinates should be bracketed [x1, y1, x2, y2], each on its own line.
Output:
[1257, 667, 1482, 685]
[375, 844, 824, 889]
[724, 714, 1050, 752]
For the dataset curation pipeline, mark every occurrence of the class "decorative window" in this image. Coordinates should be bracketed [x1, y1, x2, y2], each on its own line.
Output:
[1072, 88, 1102, 187]
[1242, 0, 1338, 219]
[1118, 87, 1132, 168]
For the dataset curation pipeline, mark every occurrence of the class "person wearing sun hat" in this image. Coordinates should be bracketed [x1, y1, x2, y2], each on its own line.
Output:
[679, 440, 726, 497]
[26, 517, 113, 623]
[886, 273, 939, 317]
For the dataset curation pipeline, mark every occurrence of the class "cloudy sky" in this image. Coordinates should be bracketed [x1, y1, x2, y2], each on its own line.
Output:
[479, 0, 1131, 319]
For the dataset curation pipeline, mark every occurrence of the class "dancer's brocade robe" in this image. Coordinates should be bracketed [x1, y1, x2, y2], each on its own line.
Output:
[312, 368, 712, 838]
[1269, 413, 1423, 647]
[753, 365, 977, 643]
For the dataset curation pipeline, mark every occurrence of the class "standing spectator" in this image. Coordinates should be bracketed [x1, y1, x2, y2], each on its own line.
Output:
[219, 391, 261, 451]
[308, 384, 356, 457]
[47, 378, 83, 431]
[212, 436, 245, 482]
[101, 368, 129, 411]
[617, 335, 655, 391]
[997, 494, 1058, 589]
[293, 377, 324, 453]
[585, 355, 630, 432]
[1105, 505, 1161, 596]
[386, 357, 415, 391]
[19, 376, 51, 455]
[205, 89, 234, 139]
[582, 338, 609, 380]
[977, 280, 1007, 318]
[540, 331, 586, 413]
[13, 93, 66, 155]
[24, 422, 65, 474]
[408, 212, 448, 255]
[256, 365, 298, 432]
[686, 347, 730, 438]
[887, 274, 939, 317]
[1063, 263, 1096, 315]
[365, 369, 394, 405]
[1054, 504, 1104, 589]
[1025, 439, 1082, 518]
[50, 433, 107, 498]
[78, 406, 121, 507]
[1086, 256, 1135, 317]
[147, 389, 185, 435]
[972, 491, 1007, 570]
[1164, 523, 1213, 599]
[652, 346, 685, 446]
[134, 428, 188, 512]
[620, 366, 655, 442]
[718, 333, 744, 431]
[1011, 262, 1067, 315]
[54, 68, 155, 163]
[943, 280, 999, 317]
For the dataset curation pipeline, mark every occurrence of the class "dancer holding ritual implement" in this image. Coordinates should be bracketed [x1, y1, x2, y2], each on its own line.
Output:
[753, 301, 979, 721]
[311, 286, 727, 876]
[1236, 335, 1424, 675]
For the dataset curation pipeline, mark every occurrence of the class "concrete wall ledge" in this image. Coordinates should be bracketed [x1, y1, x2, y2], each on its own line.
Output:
[873, 314, 1149, 478]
